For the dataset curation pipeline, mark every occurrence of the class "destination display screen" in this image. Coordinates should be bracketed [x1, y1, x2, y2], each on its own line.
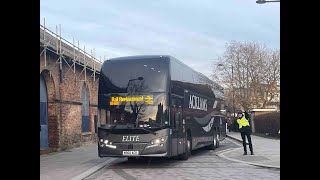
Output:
[110, 95, 154, 106]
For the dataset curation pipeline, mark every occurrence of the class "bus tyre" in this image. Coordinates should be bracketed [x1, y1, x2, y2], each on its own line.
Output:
[180, 134, 190, 160]
[216, 134, 220, 148]
[208, 133, 216, 150]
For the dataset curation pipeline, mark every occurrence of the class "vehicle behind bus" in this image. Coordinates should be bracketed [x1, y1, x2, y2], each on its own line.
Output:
[97, 55, 226, 161]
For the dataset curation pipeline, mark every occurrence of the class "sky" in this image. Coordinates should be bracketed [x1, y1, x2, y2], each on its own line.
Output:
[40, 0, 280, 77]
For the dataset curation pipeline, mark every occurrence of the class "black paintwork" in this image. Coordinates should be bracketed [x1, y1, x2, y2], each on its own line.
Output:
[97, 55, 226, 158]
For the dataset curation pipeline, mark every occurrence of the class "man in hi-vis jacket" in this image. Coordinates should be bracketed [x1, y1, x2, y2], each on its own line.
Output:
[237, 110, 254, 155]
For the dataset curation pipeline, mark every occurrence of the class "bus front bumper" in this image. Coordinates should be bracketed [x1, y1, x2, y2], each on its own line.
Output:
[98, 142, 169, 157]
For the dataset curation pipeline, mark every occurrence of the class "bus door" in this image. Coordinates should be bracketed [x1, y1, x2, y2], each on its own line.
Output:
[171, 96, 184, 156]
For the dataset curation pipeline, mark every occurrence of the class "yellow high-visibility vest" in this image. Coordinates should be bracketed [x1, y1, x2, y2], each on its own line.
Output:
[237, 116, 250, 129]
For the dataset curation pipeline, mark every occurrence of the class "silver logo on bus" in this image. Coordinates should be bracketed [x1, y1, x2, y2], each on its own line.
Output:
[189, 95, 207, 111]
[122, 136, 140, 142]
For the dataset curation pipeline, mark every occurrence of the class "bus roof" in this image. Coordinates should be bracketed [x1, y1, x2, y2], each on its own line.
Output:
[104, 55, 224, 93]
[106, 55, 171, 61]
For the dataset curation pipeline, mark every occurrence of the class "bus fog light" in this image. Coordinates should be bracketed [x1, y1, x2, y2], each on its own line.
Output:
[104, 140, 108, 144]
[161, 138, 165, 142]
[155, 139, 160, 144]
[100, 139, 103, 142]
[160, 144, 164, 147]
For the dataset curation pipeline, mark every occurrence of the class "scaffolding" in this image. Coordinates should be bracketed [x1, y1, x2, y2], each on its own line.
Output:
[40, 18, 103, 84]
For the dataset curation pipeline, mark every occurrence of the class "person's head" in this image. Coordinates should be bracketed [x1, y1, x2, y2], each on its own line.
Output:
[237, 110, 243, 118]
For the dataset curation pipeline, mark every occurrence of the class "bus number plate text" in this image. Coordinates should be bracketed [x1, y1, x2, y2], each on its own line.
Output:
[123, 151, 139, 155]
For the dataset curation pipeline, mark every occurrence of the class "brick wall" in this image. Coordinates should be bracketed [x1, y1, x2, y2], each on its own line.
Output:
[40, 48, 100, 150]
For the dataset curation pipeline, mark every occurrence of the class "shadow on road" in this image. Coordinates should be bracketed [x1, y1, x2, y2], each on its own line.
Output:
[108, 145, 228, 169]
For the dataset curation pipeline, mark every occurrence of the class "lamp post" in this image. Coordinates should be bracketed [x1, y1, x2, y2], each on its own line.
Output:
[256, 0, 280, 4]
[217, 64, 235, 118]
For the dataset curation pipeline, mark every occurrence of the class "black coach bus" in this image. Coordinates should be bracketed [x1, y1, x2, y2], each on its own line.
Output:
[97, 55, 226, 160]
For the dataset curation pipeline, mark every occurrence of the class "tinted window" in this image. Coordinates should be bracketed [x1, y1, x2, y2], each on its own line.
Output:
[171, 58, 194, 83]
[170, 58, 216, 99]
[107, 92, 169, 128]
[101, 58, 169, 94]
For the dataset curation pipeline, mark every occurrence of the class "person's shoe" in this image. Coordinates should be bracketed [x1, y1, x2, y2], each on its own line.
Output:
[251, 152, 254, 155]
[243, 152, 247, 155]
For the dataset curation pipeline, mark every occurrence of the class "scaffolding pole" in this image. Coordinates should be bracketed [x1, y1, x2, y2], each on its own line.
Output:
[92, 49, 96, 81]
[56, 25, 58, 54]
[40, 20, 102, 84]
[44, 18, 47, 67]
[59, 24, 63, 83]
[84, 46, 86, 81]
[73, 38, 76, 73]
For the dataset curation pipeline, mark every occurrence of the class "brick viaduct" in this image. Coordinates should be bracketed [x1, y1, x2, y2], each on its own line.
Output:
[40, 25, 102, 153]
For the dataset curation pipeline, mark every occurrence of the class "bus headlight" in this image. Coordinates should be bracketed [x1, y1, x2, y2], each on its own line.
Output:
[100, 139, 117, 149]
[155, 139, 160, 144]
[146, 136, 167, 148]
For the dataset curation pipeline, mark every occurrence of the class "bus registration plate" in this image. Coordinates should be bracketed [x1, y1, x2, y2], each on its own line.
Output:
[123, 151, 139, 155]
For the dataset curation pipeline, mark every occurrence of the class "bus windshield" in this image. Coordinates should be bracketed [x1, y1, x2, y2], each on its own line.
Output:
[105, 92, 169, 128]
[98, 58, 170, 129]
[100, 58, 169, 93]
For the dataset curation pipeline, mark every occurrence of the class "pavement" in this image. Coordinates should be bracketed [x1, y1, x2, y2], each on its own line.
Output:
[219, 131, 280, 169]
[40, 142, 118, 180]
[40, 132, 280, 180]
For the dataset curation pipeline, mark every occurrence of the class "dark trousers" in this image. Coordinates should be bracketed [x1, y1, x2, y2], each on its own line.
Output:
[240, 130, 253, 153]
[228, 125, 232, 132]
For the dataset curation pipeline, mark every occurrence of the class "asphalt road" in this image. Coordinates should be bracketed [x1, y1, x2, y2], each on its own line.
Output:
[84, 138, 280, 180]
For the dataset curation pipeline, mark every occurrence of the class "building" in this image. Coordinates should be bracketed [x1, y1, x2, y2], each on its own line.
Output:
[40, 23, 102, 154]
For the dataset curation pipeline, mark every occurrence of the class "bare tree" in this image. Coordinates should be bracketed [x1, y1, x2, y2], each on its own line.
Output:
[125, 79, 150, 125]
[212, 41, 280, 110]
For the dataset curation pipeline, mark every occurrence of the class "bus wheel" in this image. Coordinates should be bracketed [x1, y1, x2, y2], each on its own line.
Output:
[208, 133, 216, 150]
[187, 138, 191, 156]
[180, 134, 190, 160]
[216, 134, 220, 148]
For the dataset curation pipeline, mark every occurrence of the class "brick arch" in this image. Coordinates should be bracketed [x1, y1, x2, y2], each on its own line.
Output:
[40, 70, 59, 149]
[81, 81, 99, 137]
[81, 82, 91, 133]
[81, 82, 91, 104]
